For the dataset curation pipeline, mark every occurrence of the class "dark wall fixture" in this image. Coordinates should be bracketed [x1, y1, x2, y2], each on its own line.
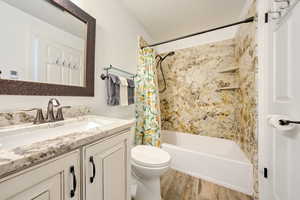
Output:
[141, 17, 255, 49]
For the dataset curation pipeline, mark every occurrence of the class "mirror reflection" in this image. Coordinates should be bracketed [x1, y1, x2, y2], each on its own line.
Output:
[0, 0, 87, 87]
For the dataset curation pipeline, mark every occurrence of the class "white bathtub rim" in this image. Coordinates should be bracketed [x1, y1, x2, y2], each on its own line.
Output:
[161, 131, 251, 163]
[161, 143, 252, 166]
[162, 130, 238, 144]
[171, 166, 253, 196]
[161, 131, 254, 195]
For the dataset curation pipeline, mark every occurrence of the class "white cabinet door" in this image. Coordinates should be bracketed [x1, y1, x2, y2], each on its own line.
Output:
[0, 151, 80, 200]
[84, 132, 130, 200]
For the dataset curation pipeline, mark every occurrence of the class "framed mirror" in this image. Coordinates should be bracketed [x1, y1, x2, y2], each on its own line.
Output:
[0, 0, 96, 96]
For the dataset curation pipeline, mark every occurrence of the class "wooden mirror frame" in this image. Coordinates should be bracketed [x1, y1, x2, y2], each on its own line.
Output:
[0, 0, 96, 96]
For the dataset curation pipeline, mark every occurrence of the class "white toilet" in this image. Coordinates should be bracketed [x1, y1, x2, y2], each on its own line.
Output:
[131, 145, 171, 200]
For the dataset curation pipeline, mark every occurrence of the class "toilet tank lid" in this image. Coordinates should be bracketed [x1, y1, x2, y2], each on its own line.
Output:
[131, 145, 171, 167]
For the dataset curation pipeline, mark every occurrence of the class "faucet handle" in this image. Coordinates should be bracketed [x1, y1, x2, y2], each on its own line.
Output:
[22, 108, 45, 124]
[56, 106, 71, 121]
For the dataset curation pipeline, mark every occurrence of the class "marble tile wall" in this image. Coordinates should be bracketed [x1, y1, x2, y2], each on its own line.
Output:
[234, 1, 258, 199]
[158, 39, 240, 140]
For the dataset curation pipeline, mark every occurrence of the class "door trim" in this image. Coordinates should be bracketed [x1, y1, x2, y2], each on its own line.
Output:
[257, 0, 278, 199]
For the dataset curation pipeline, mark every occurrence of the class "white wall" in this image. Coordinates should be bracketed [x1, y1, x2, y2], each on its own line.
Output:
[155, 26, 237, 54]
[0, 0, 152, 119]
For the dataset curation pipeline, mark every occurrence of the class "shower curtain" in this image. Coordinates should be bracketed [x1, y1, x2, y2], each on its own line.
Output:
[135, 46, 161, 147]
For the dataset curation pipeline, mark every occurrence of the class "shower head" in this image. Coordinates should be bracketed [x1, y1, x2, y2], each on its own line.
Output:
[167, 51, 175, 56]
[161, 51, 175, 61]
[155, 51, 175, 60]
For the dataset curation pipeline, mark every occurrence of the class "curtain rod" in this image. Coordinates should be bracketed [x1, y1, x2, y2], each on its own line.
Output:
[141, 16, 255, 49]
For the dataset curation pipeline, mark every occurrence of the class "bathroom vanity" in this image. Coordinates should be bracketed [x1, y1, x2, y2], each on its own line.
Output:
[0, 115, 135, 200]
[0, 0, 134, 198]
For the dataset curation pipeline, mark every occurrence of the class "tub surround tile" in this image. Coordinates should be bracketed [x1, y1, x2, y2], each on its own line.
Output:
[0, 116, 135, 179]
[158, 39, 240, 141]
[0, 105, 91, 128]
[234, 1, 258, 199]
[161, 169, 252, 200]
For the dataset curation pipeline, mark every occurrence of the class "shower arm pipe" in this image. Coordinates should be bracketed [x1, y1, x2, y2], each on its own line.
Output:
[141, 16, 255, 49]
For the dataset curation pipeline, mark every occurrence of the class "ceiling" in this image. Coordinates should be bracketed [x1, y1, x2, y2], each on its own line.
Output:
[121, 0, 248, 42]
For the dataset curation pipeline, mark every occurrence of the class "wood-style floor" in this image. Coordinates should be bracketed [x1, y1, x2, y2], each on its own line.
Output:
[160, 169, 253, 200]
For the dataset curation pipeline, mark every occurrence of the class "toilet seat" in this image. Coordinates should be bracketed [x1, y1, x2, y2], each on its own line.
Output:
[131, 145, 171, 168]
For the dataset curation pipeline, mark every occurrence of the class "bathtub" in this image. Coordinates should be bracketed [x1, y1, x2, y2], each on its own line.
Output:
[161, 130, 253, 195]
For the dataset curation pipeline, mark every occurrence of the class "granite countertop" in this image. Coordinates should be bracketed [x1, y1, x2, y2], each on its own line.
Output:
[0, 115, 135, 179]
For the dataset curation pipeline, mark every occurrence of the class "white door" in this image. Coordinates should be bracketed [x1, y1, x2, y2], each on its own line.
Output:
[259, 0, 300, 200]
[84, 132, 130, 200]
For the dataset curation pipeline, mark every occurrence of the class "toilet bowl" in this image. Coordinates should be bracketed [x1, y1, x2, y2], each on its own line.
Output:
[131, 145, 171, 200]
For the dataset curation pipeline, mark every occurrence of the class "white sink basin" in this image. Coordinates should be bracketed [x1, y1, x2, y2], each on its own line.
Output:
[0, 116, 118, 151]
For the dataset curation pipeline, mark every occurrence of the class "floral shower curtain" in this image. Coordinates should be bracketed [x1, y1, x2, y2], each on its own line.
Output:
[135, 47, 161, 147]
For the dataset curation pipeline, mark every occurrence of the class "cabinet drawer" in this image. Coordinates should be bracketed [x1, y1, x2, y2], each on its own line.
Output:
[0, 151, 80, 200]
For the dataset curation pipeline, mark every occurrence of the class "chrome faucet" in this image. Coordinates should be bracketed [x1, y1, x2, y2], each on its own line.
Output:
[46, 98, 61, 122]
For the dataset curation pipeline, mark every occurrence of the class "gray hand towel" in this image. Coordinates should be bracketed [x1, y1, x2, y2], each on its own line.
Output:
[127, 79, 135, 105]
[106, 74, 120, 105]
